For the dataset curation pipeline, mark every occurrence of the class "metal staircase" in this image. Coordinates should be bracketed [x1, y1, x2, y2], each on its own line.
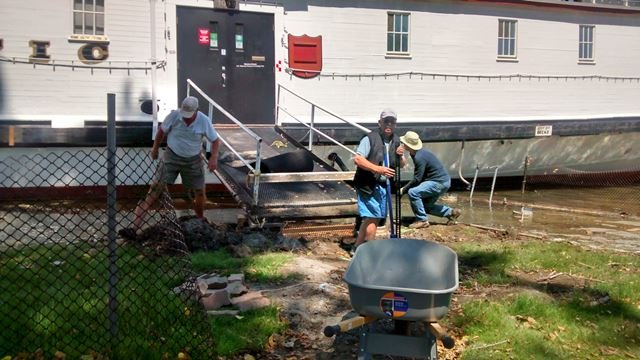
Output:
[187, 79, 369, 220]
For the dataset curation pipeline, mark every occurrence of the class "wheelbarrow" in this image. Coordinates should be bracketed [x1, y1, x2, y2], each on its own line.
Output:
[324, 239, 458, 359]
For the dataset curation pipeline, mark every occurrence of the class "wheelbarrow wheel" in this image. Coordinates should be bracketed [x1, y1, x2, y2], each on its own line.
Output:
[392, 319, 411, 335]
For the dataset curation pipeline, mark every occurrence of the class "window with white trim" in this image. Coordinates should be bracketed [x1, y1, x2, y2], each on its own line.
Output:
[73, 0, 105, 35]
[579, 25, 595, 62]
[387, 12, 409, 54]
[497, 19, 517, 58]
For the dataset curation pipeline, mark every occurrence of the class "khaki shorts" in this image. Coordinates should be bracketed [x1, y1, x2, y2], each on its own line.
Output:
[160, 148, 205, 189]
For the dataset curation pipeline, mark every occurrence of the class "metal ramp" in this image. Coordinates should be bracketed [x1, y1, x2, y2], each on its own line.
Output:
[215, 126, 358, 219]
[187, 80, 367, 220]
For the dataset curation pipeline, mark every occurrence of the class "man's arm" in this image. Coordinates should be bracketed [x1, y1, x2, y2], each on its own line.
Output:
[207, 138, 220, 172]
[150, 127, 166, 160]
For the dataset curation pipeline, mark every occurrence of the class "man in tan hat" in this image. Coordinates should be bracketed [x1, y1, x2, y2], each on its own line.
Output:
[399, 131, 461, 228]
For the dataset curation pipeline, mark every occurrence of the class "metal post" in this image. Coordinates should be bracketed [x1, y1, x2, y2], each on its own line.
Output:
[252, 140, 263, 205]
[488, 166, 499, 209]
[150, 0, 158, 140]
[470, 165, 479, 205]
[309, 104, 315, 151]
[206, 103, 214, 153]
[521, 155, 529, 194]
[276, 84, 281, 125]
[106, 93, 118, 340]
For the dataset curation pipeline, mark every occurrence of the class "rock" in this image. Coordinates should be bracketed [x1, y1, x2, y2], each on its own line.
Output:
[232, 291, 270, 312]
[229, 244, 253, 257]
[227, 281, 249, 297]
[273, 234, 305, 251]
[200, 289, 231, 310]
[242, 231, 271, 250]
[197, 275, 228, 294]
[181, 218, 222, 251]
[228, 273, 245, 283]
[206, 309, 240, 316]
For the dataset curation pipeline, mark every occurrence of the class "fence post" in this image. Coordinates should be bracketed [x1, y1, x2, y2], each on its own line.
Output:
[106, 93, 119, 340]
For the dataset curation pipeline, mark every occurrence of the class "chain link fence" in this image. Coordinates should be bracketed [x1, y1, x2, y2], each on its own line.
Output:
[0, 147, 215, 359]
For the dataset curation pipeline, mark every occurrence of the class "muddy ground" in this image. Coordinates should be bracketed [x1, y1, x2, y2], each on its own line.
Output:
[221, 222, 518, 360]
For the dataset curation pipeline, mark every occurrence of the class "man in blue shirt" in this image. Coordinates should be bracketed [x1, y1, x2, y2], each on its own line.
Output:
[121, 96, 220, 238]
[399, 131, 461, 229]
[352, 109, 406, 253]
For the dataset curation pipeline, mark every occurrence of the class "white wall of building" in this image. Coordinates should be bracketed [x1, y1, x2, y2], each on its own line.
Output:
[0, 0, 638, 126]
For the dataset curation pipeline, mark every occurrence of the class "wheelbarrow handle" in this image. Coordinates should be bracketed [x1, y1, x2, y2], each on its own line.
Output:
[428, 322, 455, 349]
[323, 315, 375, 337]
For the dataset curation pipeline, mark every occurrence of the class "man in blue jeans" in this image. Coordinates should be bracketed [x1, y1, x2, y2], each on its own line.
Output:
[399, 131, 461, 229]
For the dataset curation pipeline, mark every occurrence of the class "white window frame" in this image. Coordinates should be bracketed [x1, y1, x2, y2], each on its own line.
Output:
[73, 0, 105, 35]
[579, 24, 595, 63]
[386, 12, 410, 56]
[497, 19, 518, 60]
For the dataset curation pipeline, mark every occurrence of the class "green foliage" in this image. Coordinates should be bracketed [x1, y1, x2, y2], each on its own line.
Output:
[448, 236, 640, 360]
[191, 249, 296, 282]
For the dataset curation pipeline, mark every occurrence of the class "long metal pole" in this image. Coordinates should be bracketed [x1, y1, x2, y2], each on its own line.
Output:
[470, 165, 479, 205]
[488, 167, 499, 209]
[309, 104, 315, 151]
[150, 0, 158, 140]
[106, 93, 119, 340]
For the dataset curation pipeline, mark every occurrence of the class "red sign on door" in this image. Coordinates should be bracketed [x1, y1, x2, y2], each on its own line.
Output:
[198, 28, 210, 45]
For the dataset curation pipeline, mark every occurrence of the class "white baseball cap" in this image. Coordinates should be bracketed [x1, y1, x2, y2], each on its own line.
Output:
[180, 96, 199, 118]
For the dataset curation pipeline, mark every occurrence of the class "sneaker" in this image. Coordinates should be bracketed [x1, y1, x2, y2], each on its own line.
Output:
[408, 220, 430, 229]
[447, 208, 462, 224]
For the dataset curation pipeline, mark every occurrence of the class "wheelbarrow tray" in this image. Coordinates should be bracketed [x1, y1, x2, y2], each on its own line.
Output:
[344, 239, 459, 322]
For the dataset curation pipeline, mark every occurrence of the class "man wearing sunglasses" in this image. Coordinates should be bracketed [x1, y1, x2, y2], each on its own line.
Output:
[351, 109, 406, 255]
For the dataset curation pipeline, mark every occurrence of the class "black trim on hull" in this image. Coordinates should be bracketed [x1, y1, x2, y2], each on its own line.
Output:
[1, 116, 639, 147]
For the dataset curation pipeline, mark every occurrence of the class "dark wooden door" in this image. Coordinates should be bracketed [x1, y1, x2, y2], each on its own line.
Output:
[177, 7, 275, 124]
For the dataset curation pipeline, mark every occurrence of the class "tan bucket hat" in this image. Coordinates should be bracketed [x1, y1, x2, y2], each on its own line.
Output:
[400, 131, 423, 151]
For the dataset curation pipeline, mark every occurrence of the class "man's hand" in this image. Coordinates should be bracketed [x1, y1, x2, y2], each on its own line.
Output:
[378, 166, 395, 178]
[207, 157, 218, 172]
[150, 147, 159, 160]
[399, 186, 407, 196]
[396, 144, 405, 157]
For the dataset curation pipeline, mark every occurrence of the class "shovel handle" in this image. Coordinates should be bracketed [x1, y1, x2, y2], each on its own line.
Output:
[323, 316, 375, 337]
[428, 322, 455, 349]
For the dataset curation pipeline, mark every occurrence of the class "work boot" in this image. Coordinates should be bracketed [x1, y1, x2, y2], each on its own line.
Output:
[447, 208, 462, 224]
[408, 220, 430, 229]
[118, 227, 138, 241]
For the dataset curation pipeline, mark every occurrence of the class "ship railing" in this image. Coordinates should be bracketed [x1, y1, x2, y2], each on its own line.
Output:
[276, 84, 370, 180]
[186, 78, 264, 204]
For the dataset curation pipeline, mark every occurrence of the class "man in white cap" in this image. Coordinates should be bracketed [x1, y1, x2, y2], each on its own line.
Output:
[121, 96, 220, 238]
[399, 131, 461, 228]
[351, 108, 406, 255]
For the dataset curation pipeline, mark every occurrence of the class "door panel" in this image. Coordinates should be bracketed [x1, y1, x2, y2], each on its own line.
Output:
[177, 7, 274, 124]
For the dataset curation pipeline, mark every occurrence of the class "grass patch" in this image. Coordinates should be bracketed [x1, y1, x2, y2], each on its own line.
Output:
[191, 249, 297, 283]
[1, 245, 293, 359]
[448, 236, 640, 359]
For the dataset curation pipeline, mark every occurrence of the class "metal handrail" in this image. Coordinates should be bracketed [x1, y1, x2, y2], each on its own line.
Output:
[277, 84, 371, 135]
[186, 79, 263, 205]
[278, 107, 360, 156]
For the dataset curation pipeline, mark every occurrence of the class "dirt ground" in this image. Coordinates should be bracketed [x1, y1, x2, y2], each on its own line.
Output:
[231, 222, 498, 360]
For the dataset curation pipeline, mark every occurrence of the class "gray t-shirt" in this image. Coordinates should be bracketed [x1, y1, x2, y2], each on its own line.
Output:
[161, 110, 219, 158]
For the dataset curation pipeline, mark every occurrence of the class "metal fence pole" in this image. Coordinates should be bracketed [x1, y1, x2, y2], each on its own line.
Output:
[106, 93, 119, 340]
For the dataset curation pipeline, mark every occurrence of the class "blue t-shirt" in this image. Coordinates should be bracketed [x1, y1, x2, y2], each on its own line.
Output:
[161, 110, 219, 158]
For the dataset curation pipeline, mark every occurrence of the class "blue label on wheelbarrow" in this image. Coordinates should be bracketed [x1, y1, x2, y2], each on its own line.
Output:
[380, 292, 409, 318]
